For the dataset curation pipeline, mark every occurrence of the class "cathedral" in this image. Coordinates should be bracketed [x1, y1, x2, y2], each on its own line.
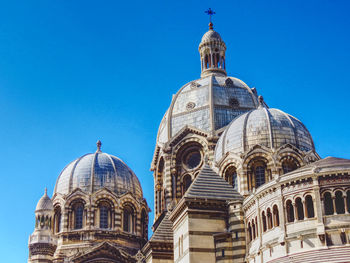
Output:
[28, 19, 350, 263]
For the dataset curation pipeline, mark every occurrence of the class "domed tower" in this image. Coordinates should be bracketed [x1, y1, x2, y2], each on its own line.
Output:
[28, 189, 57, 263]
[151, 22, 259, 225]
[29, 141, 150, 263]
[215, 96, 320, 195]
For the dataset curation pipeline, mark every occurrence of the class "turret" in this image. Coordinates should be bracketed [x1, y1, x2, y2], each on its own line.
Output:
[28, 188, 57, 263]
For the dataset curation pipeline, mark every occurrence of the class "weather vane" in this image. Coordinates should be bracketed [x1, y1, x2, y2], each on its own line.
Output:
[205, 8, 216, 23]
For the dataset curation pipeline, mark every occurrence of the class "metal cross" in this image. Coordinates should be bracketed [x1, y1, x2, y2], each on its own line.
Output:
[205, 8, 216, 22]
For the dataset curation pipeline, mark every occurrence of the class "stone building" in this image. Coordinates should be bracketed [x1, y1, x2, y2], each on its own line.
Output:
[29, 21, 350, 263]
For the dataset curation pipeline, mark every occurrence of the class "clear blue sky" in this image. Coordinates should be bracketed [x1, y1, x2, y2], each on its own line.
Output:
[1, 0, 349, 261]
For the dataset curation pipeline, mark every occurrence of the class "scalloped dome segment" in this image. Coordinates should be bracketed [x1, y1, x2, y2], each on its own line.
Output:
[54, 152, 142, 198]
[215, 106, 315, 162]
[201, 29, 222, 43]
[35, 190, 54, 212]
[156, 75, 258, 145]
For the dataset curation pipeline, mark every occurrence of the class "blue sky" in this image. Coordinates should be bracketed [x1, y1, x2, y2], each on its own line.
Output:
[1, 0, 350, 261]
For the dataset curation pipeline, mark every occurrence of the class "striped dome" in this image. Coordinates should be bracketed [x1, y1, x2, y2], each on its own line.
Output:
[54, 147, 142, 198]
[215, 98, 315, 162]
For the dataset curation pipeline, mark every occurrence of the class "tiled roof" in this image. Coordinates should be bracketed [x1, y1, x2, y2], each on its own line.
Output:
[306, 157, 350, 168]
[184, 164, 243, 201]
[150, 212, 173, 242]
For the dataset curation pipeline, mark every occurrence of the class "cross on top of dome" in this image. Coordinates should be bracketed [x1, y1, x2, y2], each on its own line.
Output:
[96, 140, 102, 152]
[205, 8, 216, 30]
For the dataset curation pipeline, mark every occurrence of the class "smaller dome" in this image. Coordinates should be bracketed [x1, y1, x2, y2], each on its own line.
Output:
[35, 189, 54, 212]
[54, 142, 142, 198]
[201, 29, 222, 43]
[215, 97, 315, 162]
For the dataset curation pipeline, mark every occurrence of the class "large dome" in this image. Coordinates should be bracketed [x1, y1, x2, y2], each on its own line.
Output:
[54, 142, 142, 198]
[215, 97, 315, 162]
[156, 75, 258, 146]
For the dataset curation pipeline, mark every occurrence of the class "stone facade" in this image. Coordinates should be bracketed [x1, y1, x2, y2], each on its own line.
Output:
[28, 22, 350, 263]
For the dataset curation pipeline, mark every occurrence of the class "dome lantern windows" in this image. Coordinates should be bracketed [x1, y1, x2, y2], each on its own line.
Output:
[255, 165, 266, 188]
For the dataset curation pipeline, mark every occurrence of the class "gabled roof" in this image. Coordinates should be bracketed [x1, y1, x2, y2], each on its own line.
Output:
[150, 212, 173, 243]
[184, 164, 243, 201]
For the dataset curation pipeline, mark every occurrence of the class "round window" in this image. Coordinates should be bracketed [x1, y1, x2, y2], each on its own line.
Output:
[184, 151, 201, 169]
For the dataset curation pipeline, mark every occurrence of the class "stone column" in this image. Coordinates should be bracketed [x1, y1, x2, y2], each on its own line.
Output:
[293, 202, 298, 222]
[332, 197, 337, 215]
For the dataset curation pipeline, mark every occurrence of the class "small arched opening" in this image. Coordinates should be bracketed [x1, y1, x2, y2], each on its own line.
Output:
[267, 208, 273, 229]
[281, 157, 299, 174]
[72, 202, 84, 230]
[305, 195, 314, 218]
[324, 192, 334, 215]
[262, 211, 267, 232]
[273, 205, 279, 227]
[286, 200, 294, 223]
[123, 204, 134, 233]
[54, 206, 61, 233]
[224, 166, 238, 191]
[182, 174, 192, 194]
[295, 197, 304, 220]
[335, 191, 345, 214]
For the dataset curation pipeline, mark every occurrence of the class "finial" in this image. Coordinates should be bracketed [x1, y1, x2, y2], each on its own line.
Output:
[44, 187, 47, 196]
[205, 8, 216, 29]
[258, 96, 264, 106]
[96, 140, 102, 152]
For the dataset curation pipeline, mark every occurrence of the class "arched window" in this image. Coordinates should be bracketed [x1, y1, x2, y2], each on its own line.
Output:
[255, 166, 266, 188]
[262, 211, 267, 232]
[54, 207, 61, 233]
[324, 192, 334, 215]
[156, 158, 164, 216]
[296, 197, 304, 220]
[267, 208, 273, 229]
[273, 205, 280, 227]
[225, 166, 238, 191]
[99, 203, 110, 229]
[286, 200, 294, 223]
[123, 205, 134, 233]
[347, 190, 350, 213]
[141, 209, 147, 239]
[252, 219, 256, 240]
[335, 191, 345, 214]
[282, 158, 299, 174]
[183, 175, 192, 194]
[305, 195, 314, 218]
[255, 216, 259, 237]
[74, 203, 84, 229]
[248, 222, 252, 242]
